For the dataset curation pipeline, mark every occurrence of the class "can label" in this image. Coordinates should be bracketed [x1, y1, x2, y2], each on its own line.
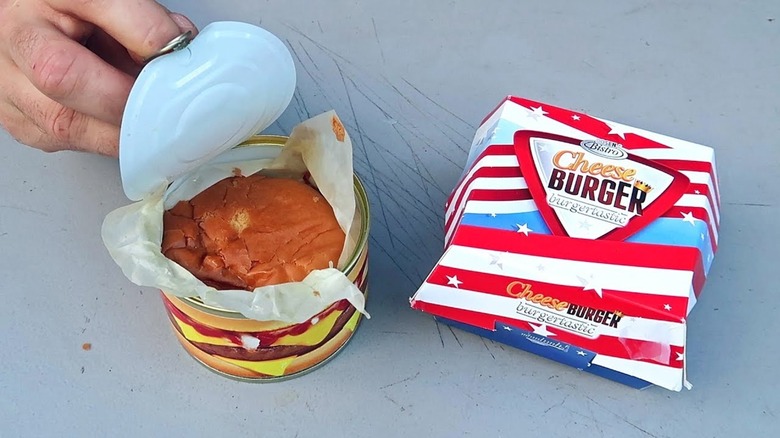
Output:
[163, 243, 368, 380]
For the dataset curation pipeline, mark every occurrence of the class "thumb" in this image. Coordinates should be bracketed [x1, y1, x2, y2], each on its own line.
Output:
[127, 12, 199, 65]
[50, 0, 196, 60]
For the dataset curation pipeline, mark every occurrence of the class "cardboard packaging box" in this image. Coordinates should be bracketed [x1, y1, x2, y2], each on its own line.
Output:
[411, 96, 719, 391]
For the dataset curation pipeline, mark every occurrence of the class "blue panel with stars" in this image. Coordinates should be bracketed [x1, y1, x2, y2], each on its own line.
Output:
[460, 212, 715, 274]
[629, 217, 715, 274]
[434, 318, 597, 369]
[461, 211, 551, 235]
[435, 317, 653, 390]
[464, 118, 523, 171]
[583, 363, 654, 390]
[491, 321, 596, 370]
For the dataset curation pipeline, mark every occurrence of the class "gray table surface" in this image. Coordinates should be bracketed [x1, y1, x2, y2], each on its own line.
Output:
[2, 1, 778, 437]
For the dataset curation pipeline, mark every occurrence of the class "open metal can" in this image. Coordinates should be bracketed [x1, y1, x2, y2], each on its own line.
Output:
[159, 135, 370, 381]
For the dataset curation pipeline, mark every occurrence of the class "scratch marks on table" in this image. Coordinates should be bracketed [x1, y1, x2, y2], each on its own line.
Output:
[371, 18, 385, 64]
[726, 202, 773, 208]
[287, 41, 335, 114]
[543, 395, 569, 414]
[369, 236, 418, 287]
[435, 320, 445, 348]
[339, 72, 454, 197]
[383, 394, 406, 412]
[447, 325, 463, 348]
[290, 90, 311, 120]
[480, 337, 496, 360]
[336, 63, 397, 252]
[401, 77, 474, 145]
[379, 371, 421, 389]
[585, 400, 605, 437]
[623, 2, 654, 17]
[584, 395, 658, 437]
[385, 81, 469, 162]
[280, 25, 475, 287]
[0, 204, 49, 217]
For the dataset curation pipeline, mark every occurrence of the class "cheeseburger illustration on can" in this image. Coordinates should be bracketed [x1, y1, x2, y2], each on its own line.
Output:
[101, 22, 370, 380]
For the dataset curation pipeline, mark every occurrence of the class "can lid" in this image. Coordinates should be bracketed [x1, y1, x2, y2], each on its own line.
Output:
[119, 21, 296, 201]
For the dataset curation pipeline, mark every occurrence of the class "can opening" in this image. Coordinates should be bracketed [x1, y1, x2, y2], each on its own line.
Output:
[174, 135, 370, 317]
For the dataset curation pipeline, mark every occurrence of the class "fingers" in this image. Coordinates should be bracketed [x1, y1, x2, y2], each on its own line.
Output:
[1, 62, 119, 156]
[50, 0, 197, 60]
[0, 101, 49, 149]
[7, 21, 134, 126]
[41, 7, 94, 42]
[0, 1, 199, 157]
[86, 29, 143, 77]
[1, 98, 118, 156]
[85, 11, 198, 76]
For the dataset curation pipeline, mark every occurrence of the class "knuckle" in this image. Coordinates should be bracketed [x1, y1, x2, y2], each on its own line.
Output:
[52, 12, 94, 41]
[9, 25, 39, 62]
[45, 105, 80, 145]
[30, 47, 79, 99]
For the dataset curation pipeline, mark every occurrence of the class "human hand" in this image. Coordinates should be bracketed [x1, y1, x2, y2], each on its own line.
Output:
[0, 0, 197, 156]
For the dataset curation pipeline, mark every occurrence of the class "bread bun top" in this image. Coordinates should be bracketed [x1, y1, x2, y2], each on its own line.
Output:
[162, 175, 345, 290]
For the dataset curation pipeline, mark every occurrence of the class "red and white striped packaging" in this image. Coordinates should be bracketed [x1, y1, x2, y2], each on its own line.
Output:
[411, 96, 720, 391]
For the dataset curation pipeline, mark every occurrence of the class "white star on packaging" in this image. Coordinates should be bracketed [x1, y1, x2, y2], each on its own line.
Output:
[530, 323, 556, 337]
[577, 274, 604, 298]
[571, 115, 581, 121]
[694, 189, 701, 194]
[486, 128, 501, 145]
[681, 211, 697, 225]
[490, 213, 497, 218]
[700, 233, 706, 241]
[527, 106, 548, 121]
[516, 223, 533, 236]
[579, 220, 592, 230]
[577, 350, 587, 356]
[446, 275, 463, 288]
[604, 121, 631, 140]
[503, 326, 513, 331]
[489, 254, 504, 270]
[676, 352, 685, 361]
[664, 304, 672, 311]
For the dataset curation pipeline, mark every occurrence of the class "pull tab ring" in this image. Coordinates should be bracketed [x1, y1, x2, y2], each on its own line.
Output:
[143, 30, 194, 63]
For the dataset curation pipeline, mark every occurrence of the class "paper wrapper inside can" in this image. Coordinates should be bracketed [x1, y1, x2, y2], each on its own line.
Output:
[102, 111, 369, 323]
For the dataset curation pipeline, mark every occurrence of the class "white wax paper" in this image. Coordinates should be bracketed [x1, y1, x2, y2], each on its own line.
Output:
[102, 111, 368, 323]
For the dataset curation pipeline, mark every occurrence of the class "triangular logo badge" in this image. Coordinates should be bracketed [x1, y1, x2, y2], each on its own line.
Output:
[514, 130, 689, 241]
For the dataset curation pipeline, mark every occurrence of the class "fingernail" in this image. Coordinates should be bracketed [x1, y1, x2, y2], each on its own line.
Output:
[169, 13, 199, 36]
